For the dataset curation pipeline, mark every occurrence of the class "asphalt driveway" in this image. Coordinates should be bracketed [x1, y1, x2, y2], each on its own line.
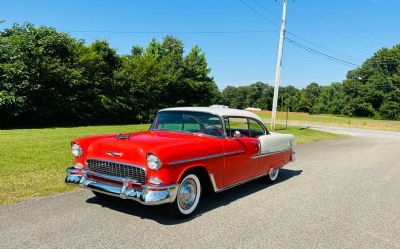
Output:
[1, 126, 399, 249]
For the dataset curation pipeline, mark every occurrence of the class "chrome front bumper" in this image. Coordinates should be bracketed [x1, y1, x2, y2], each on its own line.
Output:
[65, 167, 178, 205]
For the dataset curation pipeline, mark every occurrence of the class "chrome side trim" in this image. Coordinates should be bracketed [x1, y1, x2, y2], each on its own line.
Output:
[224, 150, 245, 156]
[208, 173, 268, 193]
[250, 148, 292, 159]
[209, 173, 219, 192]
[168, 150, 245, 165]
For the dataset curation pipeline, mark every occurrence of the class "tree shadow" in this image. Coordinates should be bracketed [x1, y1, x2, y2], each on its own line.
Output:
[85, 168, 302, 225]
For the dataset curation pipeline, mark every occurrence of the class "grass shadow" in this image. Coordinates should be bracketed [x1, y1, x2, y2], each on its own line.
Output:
[85, 168, 302, 225]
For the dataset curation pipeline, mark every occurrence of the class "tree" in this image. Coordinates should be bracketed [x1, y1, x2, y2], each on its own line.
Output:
[0, 24, 219, 127]
[0, 23, 85, 126]
[340, 44, 400, 119]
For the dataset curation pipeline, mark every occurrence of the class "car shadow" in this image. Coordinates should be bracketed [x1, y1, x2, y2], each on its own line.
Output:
[85, 168, 302, 225]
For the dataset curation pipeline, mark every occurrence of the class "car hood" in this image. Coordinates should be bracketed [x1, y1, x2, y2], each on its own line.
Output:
[86, 130, 223, 166]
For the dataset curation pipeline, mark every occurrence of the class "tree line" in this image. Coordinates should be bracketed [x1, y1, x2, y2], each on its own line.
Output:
[0, 24, 219, 127]
[222, 44, 400, 120]
[1, 24, 399, 128]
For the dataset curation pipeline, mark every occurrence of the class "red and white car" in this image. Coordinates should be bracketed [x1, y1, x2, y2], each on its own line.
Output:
[66, 107, 295, 217]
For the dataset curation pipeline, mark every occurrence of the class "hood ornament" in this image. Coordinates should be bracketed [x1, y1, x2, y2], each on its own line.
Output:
[106, 151, 123, 157]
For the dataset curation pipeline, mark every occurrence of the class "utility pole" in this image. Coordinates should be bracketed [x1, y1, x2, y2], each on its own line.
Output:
[270, 0, 287, 131]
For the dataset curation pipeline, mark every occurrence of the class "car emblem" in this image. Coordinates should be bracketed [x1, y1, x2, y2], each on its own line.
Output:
[105, 151, 123, 157]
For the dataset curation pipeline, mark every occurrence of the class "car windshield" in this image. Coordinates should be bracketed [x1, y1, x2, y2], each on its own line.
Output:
[150, 111, 225, 137]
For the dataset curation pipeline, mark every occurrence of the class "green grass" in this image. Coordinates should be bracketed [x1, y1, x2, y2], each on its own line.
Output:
[0, 123, 343, 205]
[0, 124, 149, 205]
[274, 125, 345, 144]
[254, 111, 400, 131]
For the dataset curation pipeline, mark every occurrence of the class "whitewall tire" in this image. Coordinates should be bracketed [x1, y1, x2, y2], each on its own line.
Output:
[266, 168, 279, 183]
[167, 173, 201, 218]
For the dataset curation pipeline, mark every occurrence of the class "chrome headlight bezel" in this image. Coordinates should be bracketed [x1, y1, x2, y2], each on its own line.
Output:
[147, 153, 162, 171]
[71, 143, 83, 157]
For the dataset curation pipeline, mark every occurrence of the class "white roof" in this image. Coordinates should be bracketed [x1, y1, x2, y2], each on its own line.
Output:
[159, 106, 264, 123]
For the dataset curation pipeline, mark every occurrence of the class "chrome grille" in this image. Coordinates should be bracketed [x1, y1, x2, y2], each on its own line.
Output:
[87, 159, 146, 184]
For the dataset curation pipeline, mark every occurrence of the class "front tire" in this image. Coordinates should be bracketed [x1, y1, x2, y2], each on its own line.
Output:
[266, 168, 279, 183]
[167, 173, 202, 218]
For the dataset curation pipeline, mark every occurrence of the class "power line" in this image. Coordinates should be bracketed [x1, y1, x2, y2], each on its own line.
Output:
[251, 0, 282, 21]
[294, 1, 382, 60]
[241, 0, 360, 61]
[239, 0, 280, 28]
[242, 0, 394, 66]
[300, 1, 386, 48]
[239, 0, 363, 66]
[67, 30, 278, 34]
[285, 31, 363, 62]
[285, 37, 360, 67]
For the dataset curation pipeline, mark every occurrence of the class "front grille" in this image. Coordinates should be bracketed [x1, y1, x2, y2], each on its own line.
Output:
[87, 159, 146, 184]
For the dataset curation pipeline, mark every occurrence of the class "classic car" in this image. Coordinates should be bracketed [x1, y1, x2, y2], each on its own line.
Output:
[65, 107, 295, 217]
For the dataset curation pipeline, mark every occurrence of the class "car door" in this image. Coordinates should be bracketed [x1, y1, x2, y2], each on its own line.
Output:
[222, 117, 260, 186]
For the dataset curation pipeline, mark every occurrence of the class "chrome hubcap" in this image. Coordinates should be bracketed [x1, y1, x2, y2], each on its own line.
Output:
[269, 168, 279, 180]
[178, 178, 197, 210]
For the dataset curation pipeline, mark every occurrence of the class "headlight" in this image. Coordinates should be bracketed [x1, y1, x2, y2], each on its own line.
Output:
[71, 143, 82, 157]
[147, 153, 161, 170]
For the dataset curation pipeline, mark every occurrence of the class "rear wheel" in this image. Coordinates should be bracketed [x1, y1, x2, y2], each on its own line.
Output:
[166, 173, 201, 218]
[266, 168, 279, 183]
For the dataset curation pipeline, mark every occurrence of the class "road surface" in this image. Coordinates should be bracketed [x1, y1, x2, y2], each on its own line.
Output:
[1, 126, 399, 249]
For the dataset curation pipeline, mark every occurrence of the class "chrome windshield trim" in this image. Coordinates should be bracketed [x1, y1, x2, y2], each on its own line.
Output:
[250, 148, 292, 159]
[168, 150, 245, 165]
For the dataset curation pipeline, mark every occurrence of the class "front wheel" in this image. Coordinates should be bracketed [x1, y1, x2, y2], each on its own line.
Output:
[266, 168, 279, 183]
[166, 173, 202, 218]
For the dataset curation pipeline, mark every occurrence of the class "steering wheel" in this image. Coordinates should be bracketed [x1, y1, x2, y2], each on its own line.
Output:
[203, 125, 224, 136]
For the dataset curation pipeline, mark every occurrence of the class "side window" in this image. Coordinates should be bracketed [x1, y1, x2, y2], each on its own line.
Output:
[249, 119, 265, 138]
[228, 117, 249, 137]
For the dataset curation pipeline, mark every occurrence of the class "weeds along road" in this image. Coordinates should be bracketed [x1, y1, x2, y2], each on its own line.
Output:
[1, 126, 399, 249]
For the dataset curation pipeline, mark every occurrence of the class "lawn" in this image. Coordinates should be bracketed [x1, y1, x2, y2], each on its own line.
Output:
[0, 124, 342, 205]
[254, 110, 400, 131]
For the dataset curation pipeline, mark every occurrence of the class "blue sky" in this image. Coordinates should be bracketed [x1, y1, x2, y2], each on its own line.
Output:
[1, 0, 399, 89]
